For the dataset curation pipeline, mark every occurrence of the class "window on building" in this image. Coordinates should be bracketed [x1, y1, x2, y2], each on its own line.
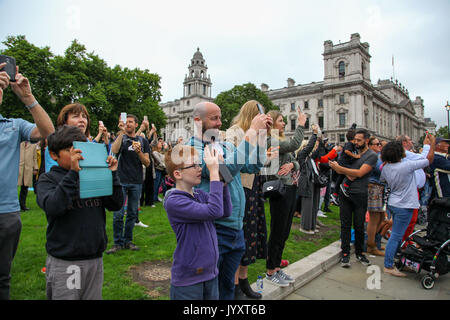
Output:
[187, 117, 190, 124]
[318, 116, 324, 129]
[318, 99, 323, 107]
[173, 122, 177, 128]
[339, 61, 345, 78]
[339, 134, 345, 142]
[203, 84, 206, 95]
[188, 84, 191, 95]
[291, 118, 296, 131]
[339, 113, 346, 127]
[305, 117, 310, 129]
[290, 103, 296, 111]
[304, 100, 309, 109]
[339, 94, 345, 104]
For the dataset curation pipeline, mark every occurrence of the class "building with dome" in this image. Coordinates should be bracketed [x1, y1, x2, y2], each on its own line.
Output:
[160, 48, 213, 142]
[160, 35, 435, 144]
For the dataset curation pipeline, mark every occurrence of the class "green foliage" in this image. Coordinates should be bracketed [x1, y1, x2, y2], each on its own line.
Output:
[214, 83, 279, 130]
[0, 35, 166, 135]
[436, 126, 449, 139]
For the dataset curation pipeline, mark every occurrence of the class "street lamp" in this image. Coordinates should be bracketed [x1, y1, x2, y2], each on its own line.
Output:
[446, 101, 450, 138]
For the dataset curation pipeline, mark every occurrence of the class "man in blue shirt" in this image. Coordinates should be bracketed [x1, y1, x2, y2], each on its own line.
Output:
[187, 102, 269, 300]
[0, 63, 54, 299]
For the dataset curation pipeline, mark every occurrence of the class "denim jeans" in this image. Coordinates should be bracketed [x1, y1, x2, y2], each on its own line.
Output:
[170, 276, 218, 300]
[113, 184, 142, 246]
[216, 225, 245, 300]
[384, 206, 413, 268]
[153, 170, 164, 202]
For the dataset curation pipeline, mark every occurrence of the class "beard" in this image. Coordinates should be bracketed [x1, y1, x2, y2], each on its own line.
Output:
[356, 142, 366, 150]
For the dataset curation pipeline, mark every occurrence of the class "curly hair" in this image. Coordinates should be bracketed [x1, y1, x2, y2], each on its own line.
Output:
[381, 141, 404, 163]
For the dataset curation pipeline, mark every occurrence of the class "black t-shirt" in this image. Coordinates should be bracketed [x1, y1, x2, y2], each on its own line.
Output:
[117, 135, 150, 184]
[348, 148, 378, 195]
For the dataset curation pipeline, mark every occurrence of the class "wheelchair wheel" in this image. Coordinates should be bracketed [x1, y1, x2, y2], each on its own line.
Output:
[421, 275, 435, 290]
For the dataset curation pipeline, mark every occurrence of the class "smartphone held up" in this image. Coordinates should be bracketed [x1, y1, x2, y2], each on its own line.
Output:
[0, 54, 16, 82]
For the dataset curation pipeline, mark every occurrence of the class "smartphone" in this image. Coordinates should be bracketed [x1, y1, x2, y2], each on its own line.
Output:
[144, 115, 148, 122]
[256, 103, 264, 114]
[99, 121, 104, 127]
[120, 112, 127, 123]
[0, 54, 16, 82]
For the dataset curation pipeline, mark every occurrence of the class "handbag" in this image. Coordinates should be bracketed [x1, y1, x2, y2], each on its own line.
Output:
[310, 158, 328, 187]
[313, 172, 329, 188]
[262, 179, 286, 199]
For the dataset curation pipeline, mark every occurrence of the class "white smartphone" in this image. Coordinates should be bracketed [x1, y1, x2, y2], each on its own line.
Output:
[120, 112, 127, 123]
[144, 115, 148, 122]
[99, 121, 104, 127]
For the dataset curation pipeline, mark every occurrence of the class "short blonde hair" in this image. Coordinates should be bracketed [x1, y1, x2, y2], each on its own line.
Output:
[164, 145, 198, 180]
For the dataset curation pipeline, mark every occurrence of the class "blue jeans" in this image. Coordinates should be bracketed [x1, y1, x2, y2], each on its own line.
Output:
[153, 170, 164, 202]
[384, 206, 413, 268]
[216, 225, 245, 300]
[113, 184, 142, 246]
[170, 276, 219, 300]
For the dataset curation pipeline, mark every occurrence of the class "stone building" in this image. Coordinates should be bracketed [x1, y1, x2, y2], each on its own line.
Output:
[160, 34, 434, 144]
[264, 33, 432, 143]
[160, 48, 213, 142]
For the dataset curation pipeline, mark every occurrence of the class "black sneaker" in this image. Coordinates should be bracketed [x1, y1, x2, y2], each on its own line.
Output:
[340, 184, 350, 198]
[105, 244, 123, 255]
[341, 253, 351, 268]
[356, 254, 371, 266]
[124, 242, 140, 251]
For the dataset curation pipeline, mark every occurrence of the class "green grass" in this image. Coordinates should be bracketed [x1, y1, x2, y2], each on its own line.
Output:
[10, 190, 340, 300]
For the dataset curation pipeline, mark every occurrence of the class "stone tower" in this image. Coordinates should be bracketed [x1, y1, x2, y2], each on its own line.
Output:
[183, 47, 212, 98]
[323, 33, 371, 83]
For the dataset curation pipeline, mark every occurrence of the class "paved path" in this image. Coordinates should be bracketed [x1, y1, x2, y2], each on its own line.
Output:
[283, 253, 450, 300]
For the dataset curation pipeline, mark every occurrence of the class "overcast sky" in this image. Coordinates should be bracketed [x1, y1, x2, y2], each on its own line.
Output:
[1, 0, 449, 128]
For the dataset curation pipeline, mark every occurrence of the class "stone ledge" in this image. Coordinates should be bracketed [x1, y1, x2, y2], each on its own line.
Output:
[250, 240, 354, 300]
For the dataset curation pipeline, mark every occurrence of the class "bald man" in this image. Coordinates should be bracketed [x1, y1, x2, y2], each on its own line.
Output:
[185, 102, 269, 300]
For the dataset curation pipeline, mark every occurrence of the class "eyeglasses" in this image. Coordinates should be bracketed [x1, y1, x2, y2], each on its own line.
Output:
[370, 143, 381, 146]
[180, 164, 202, 170]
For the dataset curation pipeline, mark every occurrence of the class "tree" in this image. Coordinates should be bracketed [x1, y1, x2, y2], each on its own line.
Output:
[214, 83, 279, 130]
[436, 126, 449, 139]
[0, 36, 166, 136]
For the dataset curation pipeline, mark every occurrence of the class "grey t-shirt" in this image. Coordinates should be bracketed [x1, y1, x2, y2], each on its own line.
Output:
[348, 148, 378, 194]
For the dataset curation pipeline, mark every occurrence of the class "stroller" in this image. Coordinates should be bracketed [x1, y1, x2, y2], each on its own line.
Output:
[394, 197, 450, 290]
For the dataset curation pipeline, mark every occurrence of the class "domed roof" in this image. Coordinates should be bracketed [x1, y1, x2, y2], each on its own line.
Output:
[193, 47, 204, 60]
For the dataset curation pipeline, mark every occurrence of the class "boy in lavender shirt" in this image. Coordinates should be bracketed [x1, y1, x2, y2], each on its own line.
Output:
[163, 144, 231, 300]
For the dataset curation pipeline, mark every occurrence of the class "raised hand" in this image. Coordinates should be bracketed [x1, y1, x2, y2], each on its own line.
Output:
[70, 147, 84, 172]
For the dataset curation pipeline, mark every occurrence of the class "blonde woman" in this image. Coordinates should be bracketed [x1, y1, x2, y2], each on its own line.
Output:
[264, 107, 306, 287]
[226, 100, 278, 299]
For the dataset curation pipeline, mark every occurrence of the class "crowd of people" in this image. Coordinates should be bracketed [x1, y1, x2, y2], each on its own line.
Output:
[1, 64, 449, 301]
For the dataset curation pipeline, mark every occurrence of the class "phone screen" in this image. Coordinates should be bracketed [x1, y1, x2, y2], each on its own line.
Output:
[120, 112, 127, 123]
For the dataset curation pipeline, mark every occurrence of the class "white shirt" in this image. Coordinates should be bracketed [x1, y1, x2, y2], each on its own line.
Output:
[404, 144, 430, 189]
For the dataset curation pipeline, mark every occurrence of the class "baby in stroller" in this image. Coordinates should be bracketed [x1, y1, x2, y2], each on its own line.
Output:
[395, 197, 450, 289]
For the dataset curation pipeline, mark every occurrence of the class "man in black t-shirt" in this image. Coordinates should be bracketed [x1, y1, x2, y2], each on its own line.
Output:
[329, 129, 378, 268]
[106, 114, 150, 254]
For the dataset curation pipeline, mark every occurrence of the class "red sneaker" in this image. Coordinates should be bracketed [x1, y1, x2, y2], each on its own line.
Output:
[281, 260, 289, 268]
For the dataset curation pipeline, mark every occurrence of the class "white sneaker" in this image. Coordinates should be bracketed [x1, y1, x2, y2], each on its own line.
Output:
[135, 221, 148, 228]
[299, 227, 315, 235]
[151, 205, 156, 208]
[317, 210, 327, 218]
